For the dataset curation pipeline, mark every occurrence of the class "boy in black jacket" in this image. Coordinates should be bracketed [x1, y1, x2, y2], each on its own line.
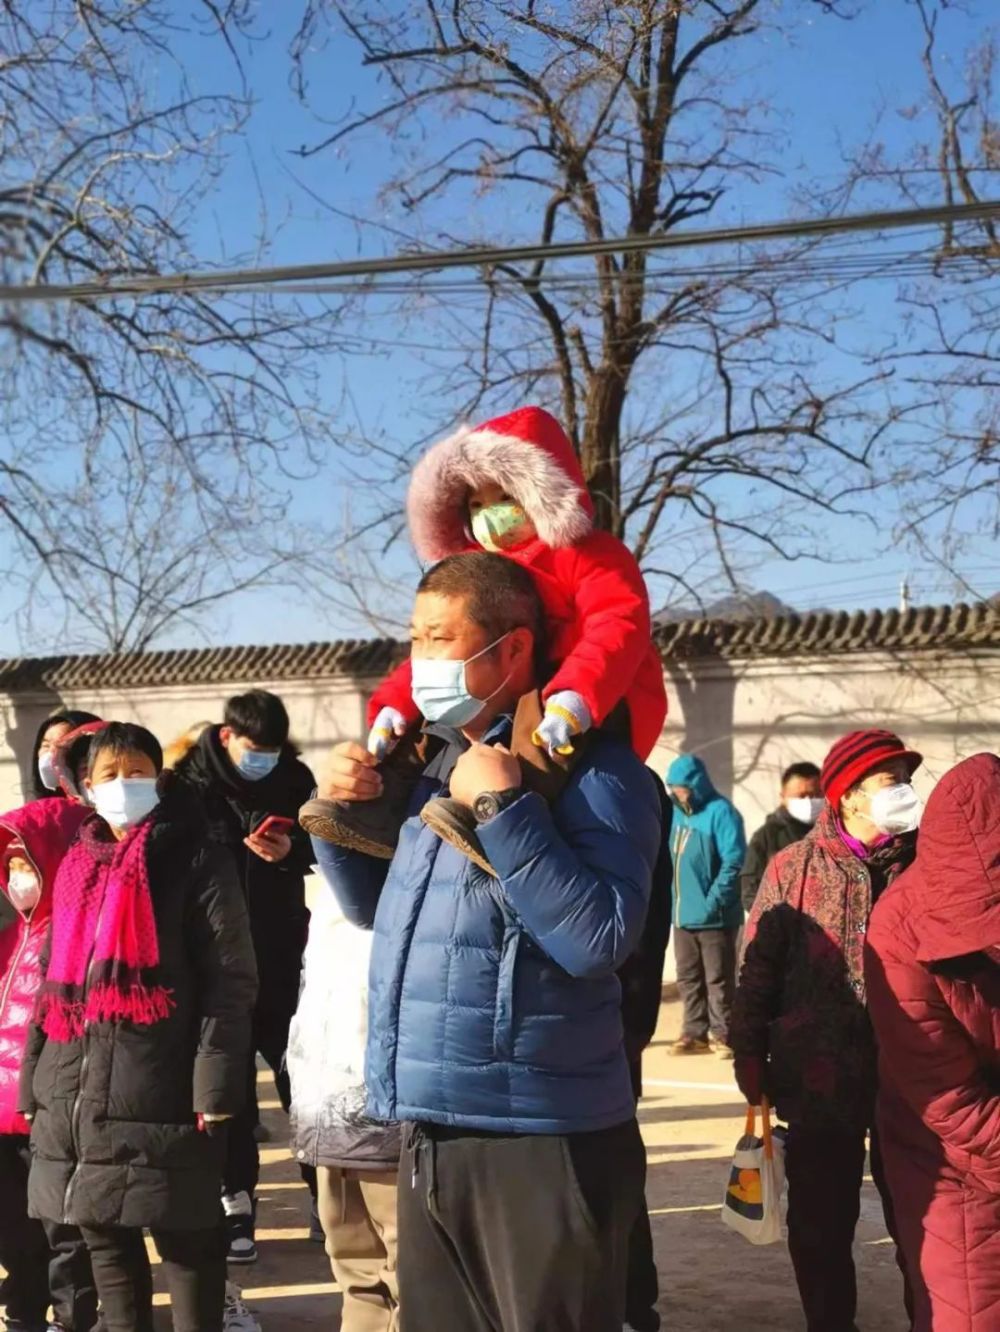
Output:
[172, 690, 316, 1265]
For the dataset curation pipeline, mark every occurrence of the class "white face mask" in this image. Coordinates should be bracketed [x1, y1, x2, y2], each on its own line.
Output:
[7, 870, 40, 913]
[90, 777, 160, 830]
[37, 750, 59, 792]
[787, 796, 824, 826]
[865, 783, 923, 836]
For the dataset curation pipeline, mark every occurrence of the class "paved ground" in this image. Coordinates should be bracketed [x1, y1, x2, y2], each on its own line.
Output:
[0, 991, 908, 1329]
[147, 994, 912, 1330]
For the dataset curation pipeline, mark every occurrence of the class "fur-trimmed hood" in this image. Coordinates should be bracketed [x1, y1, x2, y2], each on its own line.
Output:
[407, 405, 594, 562]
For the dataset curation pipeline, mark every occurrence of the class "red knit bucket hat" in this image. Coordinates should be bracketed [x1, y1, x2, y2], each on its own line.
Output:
[821, 729, 923, 810]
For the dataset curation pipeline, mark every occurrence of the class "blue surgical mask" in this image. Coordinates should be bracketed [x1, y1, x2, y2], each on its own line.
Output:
[90, 777, 159, 830]
[411, 632, 511, 728]
[37, 750, 58, 791]
[237, 748, 280, 782]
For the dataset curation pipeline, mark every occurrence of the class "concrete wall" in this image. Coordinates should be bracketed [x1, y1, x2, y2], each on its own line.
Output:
[4, 646, 996, 816]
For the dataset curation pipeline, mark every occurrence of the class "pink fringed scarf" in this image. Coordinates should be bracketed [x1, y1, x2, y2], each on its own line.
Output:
[37, 816, 174, 1042]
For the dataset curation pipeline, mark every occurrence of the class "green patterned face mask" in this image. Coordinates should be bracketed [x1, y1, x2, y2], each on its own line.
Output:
[471, 501, 533, 551]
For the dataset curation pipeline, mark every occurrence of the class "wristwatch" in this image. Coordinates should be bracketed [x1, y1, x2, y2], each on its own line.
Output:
[472, 789, 521, 824]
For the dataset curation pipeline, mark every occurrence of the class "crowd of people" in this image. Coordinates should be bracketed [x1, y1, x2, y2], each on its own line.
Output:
[0, 405, 995, 1332]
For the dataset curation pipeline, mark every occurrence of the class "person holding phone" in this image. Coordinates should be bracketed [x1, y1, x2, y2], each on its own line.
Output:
[170, 691, 317, 1265]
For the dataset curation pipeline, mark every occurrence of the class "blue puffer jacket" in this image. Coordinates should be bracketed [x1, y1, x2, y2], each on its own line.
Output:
[315, 721, 661, 1134]
[666, 753, 746, 931]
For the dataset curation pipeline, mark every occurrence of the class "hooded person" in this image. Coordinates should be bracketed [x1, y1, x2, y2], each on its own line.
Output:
[865, 752, 1000, 1332]
[0, 798, 100, 1332]
[28, 711, 101, 801]
[300, 405, 668, 873]
[730, 728, 922, 1332]
[20, 722, 257, 1332]
[664, 753, 746, 1056]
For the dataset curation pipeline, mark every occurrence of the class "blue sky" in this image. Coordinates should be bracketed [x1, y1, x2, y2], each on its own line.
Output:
[11, 1, 998, 651]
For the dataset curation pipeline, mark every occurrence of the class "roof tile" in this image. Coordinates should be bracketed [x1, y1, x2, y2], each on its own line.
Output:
[0, 603, 994, 693]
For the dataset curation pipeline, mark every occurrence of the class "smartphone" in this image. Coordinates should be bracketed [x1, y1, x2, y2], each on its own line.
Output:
[253, 814, 296, 840]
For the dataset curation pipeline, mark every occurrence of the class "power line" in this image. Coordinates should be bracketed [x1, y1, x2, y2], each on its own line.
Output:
[0, 199, 997, 305]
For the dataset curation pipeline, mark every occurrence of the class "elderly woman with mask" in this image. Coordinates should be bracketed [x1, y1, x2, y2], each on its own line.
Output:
[731, 728, 922, 1332]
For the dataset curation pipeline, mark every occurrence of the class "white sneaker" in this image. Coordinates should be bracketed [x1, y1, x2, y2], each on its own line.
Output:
[224, 1282, 262, 1332]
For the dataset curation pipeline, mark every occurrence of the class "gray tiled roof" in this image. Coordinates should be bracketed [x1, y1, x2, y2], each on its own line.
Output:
[0, 603, 994, 693]
[653, 601, 1000, 659]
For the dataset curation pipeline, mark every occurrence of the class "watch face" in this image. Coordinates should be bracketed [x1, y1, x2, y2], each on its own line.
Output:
[474, 793, 498, 823]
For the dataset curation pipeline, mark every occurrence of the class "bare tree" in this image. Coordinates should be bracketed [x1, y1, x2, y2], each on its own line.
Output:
[0, 1, 347, 650]
[877, 0, 998, 586]
[289, 0, 918, 613]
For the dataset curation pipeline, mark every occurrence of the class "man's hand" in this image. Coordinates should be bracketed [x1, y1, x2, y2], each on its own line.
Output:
[244, 830, 292, 863]
[450, 743, 522, 809]
[318, 741, 384, 803]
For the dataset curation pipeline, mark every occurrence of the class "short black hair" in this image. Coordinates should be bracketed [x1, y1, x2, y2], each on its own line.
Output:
[781, 761, 821, 788]
[88, 722, 163, 775]
[417, 552, 545, 650]
[224, 690, 290, 748]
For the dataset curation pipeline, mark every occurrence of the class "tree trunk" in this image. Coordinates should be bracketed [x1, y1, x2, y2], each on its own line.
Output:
[581, 363, 629, 537]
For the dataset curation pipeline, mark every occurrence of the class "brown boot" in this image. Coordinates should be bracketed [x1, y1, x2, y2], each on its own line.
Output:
[299, 730, 440, 858]
[419, 797, 496, 877]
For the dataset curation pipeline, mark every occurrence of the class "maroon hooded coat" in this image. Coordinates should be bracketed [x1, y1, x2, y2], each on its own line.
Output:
[0, 799, 87, 1135]
[865, 752, 1000, 1332]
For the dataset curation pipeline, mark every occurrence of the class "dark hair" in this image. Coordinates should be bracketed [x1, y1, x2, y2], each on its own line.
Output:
[781, 761, 821, 788]
[417, 552, 545, 650]
[223, 690, 290, 748]
[31, 709, 102, 799]
[88, 722, 164, 775]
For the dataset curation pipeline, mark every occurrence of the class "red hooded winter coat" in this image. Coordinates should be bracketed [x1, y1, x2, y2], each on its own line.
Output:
[865, 753, 1000, 1332]
[0, 798, 88, 1135]
[368, 406, 667, 759]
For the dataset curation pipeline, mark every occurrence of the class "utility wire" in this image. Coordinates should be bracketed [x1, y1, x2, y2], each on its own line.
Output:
[0, 198, 997, 305]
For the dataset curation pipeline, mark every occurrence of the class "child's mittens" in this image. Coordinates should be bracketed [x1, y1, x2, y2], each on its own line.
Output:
[367, 707, 408, 761]
[533, 691, 592, 758]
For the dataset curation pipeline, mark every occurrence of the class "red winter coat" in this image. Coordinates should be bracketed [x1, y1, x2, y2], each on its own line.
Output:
[865, 753, 1000, 1332]
[370, 406, 667, 760]
[0, 799, 87, 1135]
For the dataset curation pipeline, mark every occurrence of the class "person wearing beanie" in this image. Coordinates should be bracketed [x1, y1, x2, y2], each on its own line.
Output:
[730, 728, 922, 1332]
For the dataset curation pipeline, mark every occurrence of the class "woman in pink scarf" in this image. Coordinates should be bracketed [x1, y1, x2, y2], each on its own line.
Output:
[20, 723, 258, 1332]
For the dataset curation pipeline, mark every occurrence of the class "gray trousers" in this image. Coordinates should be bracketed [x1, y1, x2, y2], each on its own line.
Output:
[674, 926, 737, 1041]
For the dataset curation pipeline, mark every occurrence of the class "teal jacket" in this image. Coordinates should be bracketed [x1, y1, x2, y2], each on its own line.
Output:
[666, 754, 746, 931]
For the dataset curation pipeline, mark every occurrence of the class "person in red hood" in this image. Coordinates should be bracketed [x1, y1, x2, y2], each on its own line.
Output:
[0, 798, 100, 1332]
[865, 752, 1000, 1332]
[301, 405, 667, 871]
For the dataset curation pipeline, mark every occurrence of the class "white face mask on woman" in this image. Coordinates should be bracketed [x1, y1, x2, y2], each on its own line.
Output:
[863, 783, 923, 835]
[7, 869, 40, 913]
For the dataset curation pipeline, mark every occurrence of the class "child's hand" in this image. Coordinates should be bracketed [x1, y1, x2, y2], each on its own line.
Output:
[367, 707, 408, 761]
[533, 692, 592, 758]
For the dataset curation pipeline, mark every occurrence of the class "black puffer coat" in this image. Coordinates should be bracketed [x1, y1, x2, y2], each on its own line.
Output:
[740, 805, 814, 912]
[173, 726, 314, 1018]
[19, 787, 257, 1230]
